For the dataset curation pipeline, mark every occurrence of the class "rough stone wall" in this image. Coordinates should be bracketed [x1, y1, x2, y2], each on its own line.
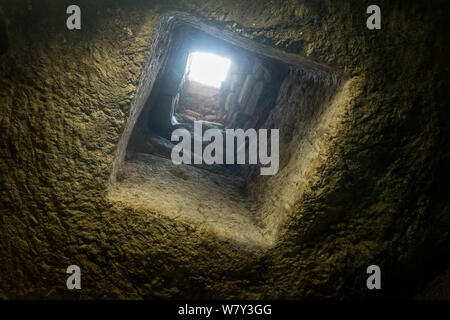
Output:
[177, 80, 221, 121]
[248, 65, 345, 241]
[221, 55, 283, 129]
[0, 0, 448, 299]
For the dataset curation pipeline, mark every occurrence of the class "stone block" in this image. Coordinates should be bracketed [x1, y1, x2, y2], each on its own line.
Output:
[252, 60, 264, 79]
[263, 67, 272, 82]
[225, 92, 237, 113]
[243, 81, 264, 116]
[237, 74, 255, 106]
[238, 56, 251, 74]
[229, 74, 243, 92]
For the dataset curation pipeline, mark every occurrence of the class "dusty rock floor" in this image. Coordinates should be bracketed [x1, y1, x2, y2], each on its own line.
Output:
[108, 153, 268, 248]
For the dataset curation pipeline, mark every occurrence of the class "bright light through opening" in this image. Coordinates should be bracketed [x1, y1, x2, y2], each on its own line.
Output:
[187, 52, 231, 88]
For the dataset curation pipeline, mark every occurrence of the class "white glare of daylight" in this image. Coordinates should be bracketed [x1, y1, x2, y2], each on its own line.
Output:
[187, 52, 231, 88]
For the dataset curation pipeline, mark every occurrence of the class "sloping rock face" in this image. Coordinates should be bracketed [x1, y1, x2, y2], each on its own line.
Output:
[0, 0, 448, 299]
